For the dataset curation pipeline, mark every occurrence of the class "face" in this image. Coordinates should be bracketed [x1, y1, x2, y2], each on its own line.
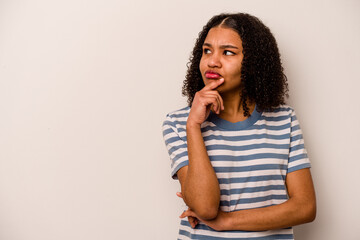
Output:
[199, 26, 244, 94]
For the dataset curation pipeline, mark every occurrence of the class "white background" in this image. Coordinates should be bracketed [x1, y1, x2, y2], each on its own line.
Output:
[1, 0, 359, 239]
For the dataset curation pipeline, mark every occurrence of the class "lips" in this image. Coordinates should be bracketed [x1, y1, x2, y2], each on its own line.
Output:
[205, 71, 222, 79]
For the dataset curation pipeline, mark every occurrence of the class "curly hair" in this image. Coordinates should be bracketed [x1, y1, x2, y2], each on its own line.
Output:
[182, 13, 289, 117]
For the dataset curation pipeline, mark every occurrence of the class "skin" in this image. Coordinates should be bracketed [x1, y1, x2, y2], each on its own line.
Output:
[178, 26, 250, 221]
[178, 78, 223, 221]
[177, 26, 316, 230]
[178, 168, 316, 231]
[200, 26, 256, 122]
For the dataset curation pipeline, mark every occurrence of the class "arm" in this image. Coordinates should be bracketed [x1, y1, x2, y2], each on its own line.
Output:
[177, 78, 224, 220]
[224, 168, 316, 230]
[180, 168, 316, 231]
[178, 124, 220, 220]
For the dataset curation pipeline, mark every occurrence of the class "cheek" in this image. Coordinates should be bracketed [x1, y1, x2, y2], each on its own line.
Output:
[230, 62, 242, 77]
[225, 65, 241, 79]
[199, 58, 206, 73]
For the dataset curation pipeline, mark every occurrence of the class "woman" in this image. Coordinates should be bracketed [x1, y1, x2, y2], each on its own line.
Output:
[162, 13, 316, 239]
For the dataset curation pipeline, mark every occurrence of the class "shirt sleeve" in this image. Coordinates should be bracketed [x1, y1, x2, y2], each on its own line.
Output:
[162, 114, 189, 179]
[287, 108, 311, 173]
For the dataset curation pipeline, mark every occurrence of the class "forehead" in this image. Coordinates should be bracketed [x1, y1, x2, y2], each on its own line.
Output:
[204, 27, 242, 46]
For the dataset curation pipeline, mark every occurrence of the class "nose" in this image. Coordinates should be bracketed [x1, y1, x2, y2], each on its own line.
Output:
[207, 52, 222, 68]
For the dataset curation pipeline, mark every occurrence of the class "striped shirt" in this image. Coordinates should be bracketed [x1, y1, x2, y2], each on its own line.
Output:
[162, 104, 311, 240]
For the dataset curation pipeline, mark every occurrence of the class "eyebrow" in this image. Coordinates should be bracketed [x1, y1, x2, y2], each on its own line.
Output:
[203, 43, 239, 49]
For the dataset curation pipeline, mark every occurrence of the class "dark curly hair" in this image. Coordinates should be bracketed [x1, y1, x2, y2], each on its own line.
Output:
[182, 13, 289, 117]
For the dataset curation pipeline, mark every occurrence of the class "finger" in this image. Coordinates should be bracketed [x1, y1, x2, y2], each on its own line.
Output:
[189, 216, 199, 228]
[210, 104, 216, 114]
[179, 210, 188, 218]
[215, 94, 221, 114]
[196, 91, 221, 110]
[176, 192, 183, 198]
[216, 91, 224, 110]
[201, 95, 220, 113]
[191, 217, 199, 228]
[202, 92, 224, 112]
[203, 78, 224, 91]
[194, 218, 199, 227]
[189, 220, 194, 228]
[220, 95, 224, 110]
[212, 96, 221, 114]
[188, 216, 196, 228]
[179, 209, 195, 218]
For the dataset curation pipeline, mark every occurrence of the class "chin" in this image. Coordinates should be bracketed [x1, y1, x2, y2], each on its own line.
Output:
[215, 85, 225, 93]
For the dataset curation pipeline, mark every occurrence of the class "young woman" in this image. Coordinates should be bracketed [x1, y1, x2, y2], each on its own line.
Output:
[162, 13, 316, 239]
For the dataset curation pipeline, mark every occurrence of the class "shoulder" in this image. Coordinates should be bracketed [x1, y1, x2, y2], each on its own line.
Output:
[261, 104, 295, 118]
[164, 106, 191, 120]
[162, 106, 190, 135]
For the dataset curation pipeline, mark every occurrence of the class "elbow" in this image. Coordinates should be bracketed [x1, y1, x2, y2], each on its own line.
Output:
[196, 206, 219, 220]
[301, 200, 317, 223]
[195, 197, 220, 220]
[182, 193, 219, 220]
[306, 202, 317, 223]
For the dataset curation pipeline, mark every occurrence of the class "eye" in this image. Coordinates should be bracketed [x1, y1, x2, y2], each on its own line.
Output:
[224, 50, 235, 56]
[203, 48, 211, 54]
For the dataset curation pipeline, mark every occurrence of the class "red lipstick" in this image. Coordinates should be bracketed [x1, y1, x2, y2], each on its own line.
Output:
[205, 70, 222, 79]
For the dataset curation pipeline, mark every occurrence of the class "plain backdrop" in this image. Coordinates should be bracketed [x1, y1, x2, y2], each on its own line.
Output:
[0, 0, 359, 239]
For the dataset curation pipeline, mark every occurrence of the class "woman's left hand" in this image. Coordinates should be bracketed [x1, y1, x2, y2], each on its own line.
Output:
[176, 192, 199, 228]
[176, 192, 228, 231]
[179, 208, 228, 231]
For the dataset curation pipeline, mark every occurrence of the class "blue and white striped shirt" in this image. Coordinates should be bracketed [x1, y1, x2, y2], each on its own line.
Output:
[162, 104, 311, 240]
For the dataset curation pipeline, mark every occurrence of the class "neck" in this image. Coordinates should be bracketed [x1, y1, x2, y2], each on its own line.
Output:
[218, 93, 255, 123]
